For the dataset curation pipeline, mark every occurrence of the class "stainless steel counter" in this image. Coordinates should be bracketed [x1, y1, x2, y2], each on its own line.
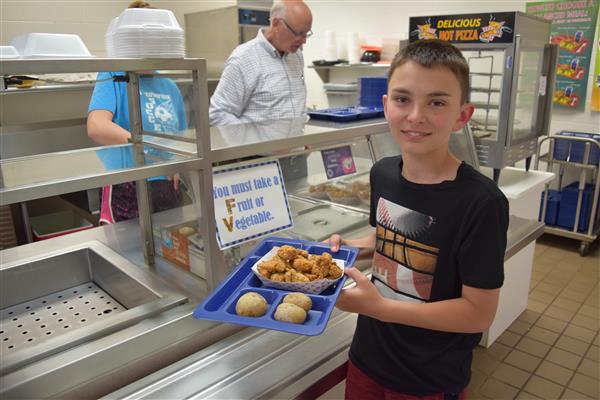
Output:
[0, 217, 243, 399]
[105, 218, 543, 400]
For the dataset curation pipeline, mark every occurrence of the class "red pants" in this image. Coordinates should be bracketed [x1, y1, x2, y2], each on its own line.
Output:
[345, 360, 467, 400]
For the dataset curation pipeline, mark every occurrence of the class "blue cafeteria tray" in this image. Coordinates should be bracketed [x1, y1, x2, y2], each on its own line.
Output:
[193, 237, 358, 336]
[308, 106, 382, 122]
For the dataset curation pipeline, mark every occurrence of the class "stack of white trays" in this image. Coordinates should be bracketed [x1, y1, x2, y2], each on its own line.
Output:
[110, 8, 185, 59]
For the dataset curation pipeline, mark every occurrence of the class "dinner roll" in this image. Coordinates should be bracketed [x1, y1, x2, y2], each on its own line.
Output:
[283, 292, 312, 312]
[274, 303, 307, 324]
[235, 292, 268, 317]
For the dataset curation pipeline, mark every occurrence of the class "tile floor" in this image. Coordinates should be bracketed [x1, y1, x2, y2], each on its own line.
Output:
[320, 234, 599, 400]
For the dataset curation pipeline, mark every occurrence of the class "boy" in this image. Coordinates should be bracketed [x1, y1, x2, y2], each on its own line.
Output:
[328, 39, 509, 399]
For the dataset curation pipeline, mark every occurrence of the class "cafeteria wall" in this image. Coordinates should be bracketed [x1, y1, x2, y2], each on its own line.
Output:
[302, 0, 599, 136]
[0, 0, 235, 56]
[1, 0, 597, 135]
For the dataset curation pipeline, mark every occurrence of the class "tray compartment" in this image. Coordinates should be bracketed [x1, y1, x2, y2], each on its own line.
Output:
[202, 256, 261, 312]
[268, 295, 332, 327]
[224, 288, 280, 317]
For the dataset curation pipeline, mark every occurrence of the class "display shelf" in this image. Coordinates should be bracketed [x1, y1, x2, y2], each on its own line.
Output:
[1, 58, 219, 282]
[0, 144, 208, 205]
[308, 63, 389, 83]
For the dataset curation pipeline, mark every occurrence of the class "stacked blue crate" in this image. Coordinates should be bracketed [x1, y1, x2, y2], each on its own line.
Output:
[539, 190, 561, 225]
[359, 76, 387, 112]
[308, 76, 388, 122]
[553, 131, 600, 164]
[552, 132, 573, 161]
[556, 182, 597, 232]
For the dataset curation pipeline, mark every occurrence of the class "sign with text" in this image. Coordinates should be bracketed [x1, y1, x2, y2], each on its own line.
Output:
[321, 146, 357, 179]
[213, 160, 293, 249]
[409, 12, 516, 44]
[527, 0, 599, 110]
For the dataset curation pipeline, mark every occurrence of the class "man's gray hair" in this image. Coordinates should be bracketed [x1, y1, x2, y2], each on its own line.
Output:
[270, 0, 287, 20]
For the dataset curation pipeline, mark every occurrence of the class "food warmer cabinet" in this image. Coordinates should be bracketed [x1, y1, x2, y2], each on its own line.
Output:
[409, 11, 558, 181]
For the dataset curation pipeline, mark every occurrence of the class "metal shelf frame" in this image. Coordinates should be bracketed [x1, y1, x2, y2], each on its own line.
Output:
[0, 58, 223, 289]
[535, 135, 600, 255]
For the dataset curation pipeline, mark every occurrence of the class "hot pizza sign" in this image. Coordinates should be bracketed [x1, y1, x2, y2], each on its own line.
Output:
[409, 13, 516, 44]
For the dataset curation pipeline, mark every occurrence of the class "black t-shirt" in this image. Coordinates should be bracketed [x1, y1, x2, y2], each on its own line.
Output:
[349, 156, 509, 396]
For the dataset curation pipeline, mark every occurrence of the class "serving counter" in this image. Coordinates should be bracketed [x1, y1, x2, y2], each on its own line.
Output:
[1, 61, 548, 398]
[0, 209, 545, 400]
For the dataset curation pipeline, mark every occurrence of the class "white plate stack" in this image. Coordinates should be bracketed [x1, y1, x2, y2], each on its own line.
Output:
[105, 17, 119, 57]
[10, 33, 93, 58]
[110, 8, 184, 59]
[0, 45, 19, 59]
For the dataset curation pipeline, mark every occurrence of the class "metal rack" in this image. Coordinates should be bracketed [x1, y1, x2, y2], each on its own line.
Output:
[0, 58, 223, 289]
[535, 135, 600, 256]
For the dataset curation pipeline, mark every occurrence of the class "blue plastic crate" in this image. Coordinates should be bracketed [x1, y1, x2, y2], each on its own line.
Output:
[552, 132, 572, 161]
[556, 131, 600, 164]
[193, 237, 358, 336]
[572, 132, 600, 165]
[556, 182, 596, 232]
[359, 76, 387, 108]
[539, 189, 560, 226]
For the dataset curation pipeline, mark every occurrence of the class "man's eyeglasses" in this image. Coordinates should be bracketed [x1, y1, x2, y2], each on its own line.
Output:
[280, 18, 313, 38]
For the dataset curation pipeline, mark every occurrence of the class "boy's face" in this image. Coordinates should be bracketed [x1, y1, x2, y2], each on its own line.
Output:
[383, 61, 474, 158]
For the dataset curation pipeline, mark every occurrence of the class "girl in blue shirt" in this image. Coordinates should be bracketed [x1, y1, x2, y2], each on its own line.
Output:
[87, 71, 187, 223]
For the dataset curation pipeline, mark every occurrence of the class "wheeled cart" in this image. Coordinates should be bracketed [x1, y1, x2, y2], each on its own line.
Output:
[536, 133, 600, 256]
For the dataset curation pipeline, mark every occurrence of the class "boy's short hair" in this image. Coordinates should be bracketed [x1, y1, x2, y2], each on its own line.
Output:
[388, 40, 470, 104]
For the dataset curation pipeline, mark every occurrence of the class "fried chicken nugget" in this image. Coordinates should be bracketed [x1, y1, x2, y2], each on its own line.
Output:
[257, 258, 286, 277]
[277, 245, 301, 261]
[269, 273, 285, 282]
[290, 270, 310, 283]
[257, 264, 271, 278]
[319, 252, 333, 263]
[327, 263, 343, 279]
[284, 269, 309, 282]
[305, 273, 319, 281]
[309, 254, 331, 279]
[284, 269, 293, 282]
[310, 263, 327, 280]
[292, 257, 314, 273]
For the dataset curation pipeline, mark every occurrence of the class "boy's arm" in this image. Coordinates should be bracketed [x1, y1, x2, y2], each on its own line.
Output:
[327, 232, 376, 260]
[337, 268, 500, 333]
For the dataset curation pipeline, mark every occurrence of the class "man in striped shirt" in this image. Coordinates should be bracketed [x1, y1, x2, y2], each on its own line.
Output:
[209, 0, 312, 126]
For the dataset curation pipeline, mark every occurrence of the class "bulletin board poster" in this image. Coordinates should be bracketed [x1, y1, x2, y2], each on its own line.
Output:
[591, 16, 600, 112]
[321, 145, 356, 179]
[212, 160, 293, 250]
[527, 0, 599, 110]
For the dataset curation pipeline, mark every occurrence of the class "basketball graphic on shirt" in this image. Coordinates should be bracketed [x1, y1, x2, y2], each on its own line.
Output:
[372, 198, 439, 302]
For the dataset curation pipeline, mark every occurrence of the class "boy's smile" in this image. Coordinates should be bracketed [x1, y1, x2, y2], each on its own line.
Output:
[383, 61, 473, 158]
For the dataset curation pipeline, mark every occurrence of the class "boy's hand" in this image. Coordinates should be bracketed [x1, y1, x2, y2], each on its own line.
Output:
[336, 267, 384, 317]
[326, 234, 344, 252]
